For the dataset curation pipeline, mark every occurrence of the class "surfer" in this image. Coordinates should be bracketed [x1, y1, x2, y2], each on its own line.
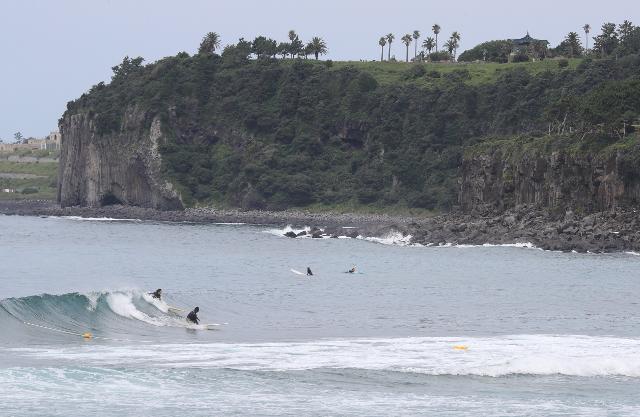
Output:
[149, 289, 162, 299]
[186, 307, 200, 324]
[347, 266, 356, 273]
[306, 267, 313, 276]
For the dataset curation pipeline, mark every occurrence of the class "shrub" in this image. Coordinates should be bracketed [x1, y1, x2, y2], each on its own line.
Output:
[512, 53, 530, 63]
[558, 59, 569, 68]
[21, 187, 38, 194]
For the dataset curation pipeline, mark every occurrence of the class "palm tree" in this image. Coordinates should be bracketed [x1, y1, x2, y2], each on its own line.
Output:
[198, 32, 221, 55]
[401, 34, 413, 62]
[386, 33, 395, 60]
[379, 36, 387, 61]
[288, 30, 298, 42]
[413, 30, 421, 58]
[308, 37, 328, 60]
[423, 37, 435, 58]
[450, 31, 461, 60]
[583, 24, 591, 52]
[444, 39, 455, 59]
[432, 24, 441, 52]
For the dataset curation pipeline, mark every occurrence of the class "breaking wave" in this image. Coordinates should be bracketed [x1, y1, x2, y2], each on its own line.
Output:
[9, 334, 640, 377]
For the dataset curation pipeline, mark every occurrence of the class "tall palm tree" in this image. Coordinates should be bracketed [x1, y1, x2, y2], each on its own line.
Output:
[413, 30, 421, 58]
[423, 37, 435, 55]
[379, 36, 387, 61]
[386, 33, 395, 60]
[198, 32, 221, 55]
[583, 24, 591, 52]
[401, 34, 413, 62]
[432, 24, 441, 52]
[450, 31, 461, 59]
[308, 36, 328, 59]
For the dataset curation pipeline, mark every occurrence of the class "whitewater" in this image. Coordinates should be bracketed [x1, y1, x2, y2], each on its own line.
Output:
[1, 215, 640, 416]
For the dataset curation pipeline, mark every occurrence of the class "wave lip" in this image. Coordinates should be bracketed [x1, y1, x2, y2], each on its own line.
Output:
[9, 335, 640, 378]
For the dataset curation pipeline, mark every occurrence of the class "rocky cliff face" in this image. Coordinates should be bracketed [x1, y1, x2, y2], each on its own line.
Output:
[459, 142, 640, 214]
[58, 107, 183, 210]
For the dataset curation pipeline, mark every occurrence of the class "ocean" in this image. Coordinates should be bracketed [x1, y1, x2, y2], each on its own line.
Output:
[1, 214, 639, 416]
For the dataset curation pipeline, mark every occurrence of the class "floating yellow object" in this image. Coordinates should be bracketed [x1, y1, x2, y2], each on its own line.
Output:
[82, 332, 93, 340]
[453, 345, 469, 350]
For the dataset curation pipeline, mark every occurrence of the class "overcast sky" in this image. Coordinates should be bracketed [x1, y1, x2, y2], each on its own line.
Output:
[0, 0, 635, 140]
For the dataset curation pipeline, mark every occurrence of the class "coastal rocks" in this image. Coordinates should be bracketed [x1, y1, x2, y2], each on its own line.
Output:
[2, 200, 640, 253]
[57, 108, 183, 210]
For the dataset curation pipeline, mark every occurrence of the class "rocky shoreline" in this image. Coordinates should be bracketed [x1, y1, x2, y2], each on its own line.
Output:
[1, 200, 639, 253]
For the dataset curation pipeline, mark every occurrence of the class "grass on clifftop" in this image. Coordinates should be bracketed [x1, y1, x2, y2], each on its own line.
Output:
[302, 58, 583, 87]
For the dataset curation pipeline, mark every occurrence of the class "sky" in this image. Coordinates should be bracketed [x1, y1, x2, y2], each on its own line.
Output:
[0, 0, 636, 141]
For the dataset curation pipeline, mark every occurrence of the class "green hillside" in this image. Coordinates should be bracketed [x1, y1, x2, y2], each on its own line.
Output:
[64, 51, 640, 211]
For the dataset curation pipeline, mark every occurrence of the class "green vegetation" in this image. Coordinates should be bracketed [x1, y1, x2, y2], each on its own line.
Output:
[62, 25, 640, 212]
[0, 160, 58, 200]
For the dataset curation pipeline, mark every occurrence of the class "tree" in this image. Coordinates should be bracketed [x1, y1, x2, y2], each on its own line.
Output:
[593, 23, 618, 57]
[308, 36, 328, 59]
[111, 56, 144, 80]
[444, 39, 455, 56]
[379, 36, 387, 61]
[583, 24, 591, 51]
[617, 20, 640, 56]
[432, 24, 441, 52]
[13, 132, 23, 144]
[401, 34, 413, 62]
[413, 30, 421, 58]
[386, 33, 395, 60]
[422, 37, 435, 57]
[450, 31, 461, 59]
[558, 32, 583, 58]
[288, 30, 298, 42]
[277, 42, 290, 59]
[198, 32, 221, 55]
[252, 36, 277, 58]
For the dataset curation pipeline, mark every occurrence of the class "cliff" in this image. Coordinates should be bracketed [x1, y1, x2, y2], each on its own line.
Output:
[459, 137, 640, 214]
[58, 107, 183, 210]
[57, 53, 640, 212]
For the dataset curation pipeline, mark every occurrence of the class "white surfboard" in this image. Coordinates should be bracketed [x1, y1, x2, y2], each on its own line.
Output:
[290, 268, 305, 275]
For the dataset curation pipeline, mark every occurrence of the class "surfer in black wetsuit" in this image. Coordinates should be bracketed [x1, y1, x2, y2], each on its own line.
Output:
[187, 307, 200, 324]
[307, 267, 313, 276]
[149, 289, 162, 299]
[347, 266, 356, 274]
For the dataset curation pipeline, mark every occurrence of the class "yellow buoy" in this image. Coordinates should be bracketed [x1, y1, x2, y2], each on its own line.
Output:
[453, 345, 468, 351]
[82, 332, 93, 340]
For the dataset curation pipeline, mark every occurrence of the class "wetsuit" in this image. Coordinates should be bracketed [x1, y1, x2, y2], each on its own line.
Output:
[307, 267, 313, 276]
[187, 309, 199, 324]
[150, 289, 162, 299]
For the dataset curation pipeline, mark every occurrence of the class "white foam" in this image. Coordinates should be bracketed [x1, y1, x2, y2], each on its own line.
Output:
[12, 334, 640, 377]
[50, 216, 141, 222]
[358, 232, 414, 246]
[264, 225, 330, 238]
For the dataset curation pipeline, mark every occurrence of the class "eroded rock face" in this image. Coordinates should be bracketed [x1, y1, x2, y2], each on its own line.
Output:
[57, 107, 183, 210]
[459, 146, 640, 214]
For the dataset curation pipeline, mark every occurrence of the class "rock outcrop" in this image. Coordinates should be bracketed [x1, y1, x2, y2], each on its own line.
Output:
[459, 141, 640, 214]
[58, 107, 183, 210]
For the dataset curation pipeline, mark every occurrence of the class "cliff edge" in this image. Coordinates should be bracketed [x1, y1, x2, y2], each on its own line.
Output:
[57, 107, 183, 210]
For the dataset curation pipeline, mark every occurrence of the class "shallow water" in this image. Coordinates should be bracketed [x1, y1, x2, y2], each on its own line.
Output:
[1, 215, 639, 416]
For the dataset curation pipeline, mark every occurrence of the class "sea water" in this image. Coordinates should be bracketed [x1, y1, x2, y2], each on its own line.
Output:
[1, 215, 639, 416]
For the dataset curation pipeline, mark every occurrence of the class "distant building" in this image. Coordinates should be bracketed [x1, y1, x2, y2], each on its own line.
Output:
[509, 32, 549, 60]
[0, 130, 61, 153]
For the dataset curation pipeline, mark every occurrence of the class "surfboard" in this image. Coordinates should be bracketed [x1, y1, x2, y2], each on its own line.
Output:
[290, 269, 305, 276]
